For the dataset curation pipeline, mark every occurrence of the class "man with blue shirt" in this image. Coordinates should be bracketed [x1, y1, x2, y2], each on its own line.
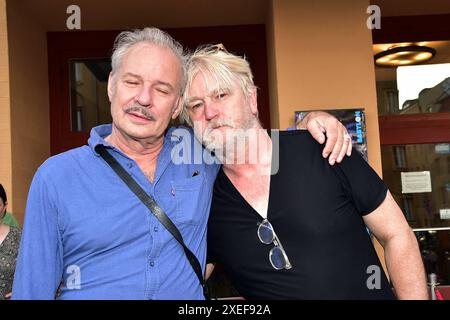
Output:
[13, 28, 350, 299]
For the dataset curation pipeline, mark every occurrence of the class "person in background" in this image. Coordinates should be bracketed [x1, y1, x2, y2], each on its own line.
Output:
[0, 184, 21, 300]
[3, 212, 19, 229]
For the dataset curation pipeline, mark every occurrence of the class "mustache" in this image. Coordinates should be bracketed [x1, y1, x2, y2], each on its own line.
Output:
[200, 119, 237, 145]
[201, 119, 237, 141]
[124, 104, 156, 121]
[206, 119, 236, 131]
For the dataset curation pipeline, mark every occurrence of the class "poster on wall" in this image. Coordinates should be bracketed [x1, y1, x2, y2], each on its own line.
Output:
[295, 108, 368, 161]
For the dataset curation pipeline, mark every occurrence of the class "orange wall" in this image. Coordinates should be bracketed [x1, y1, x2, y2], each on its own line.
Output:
[7, 0, 50, 225]
[267, 0, 387, 269]
[268, 0, 382, 175]
[266, 0, 280, 131]
[0, 0, 12, 212]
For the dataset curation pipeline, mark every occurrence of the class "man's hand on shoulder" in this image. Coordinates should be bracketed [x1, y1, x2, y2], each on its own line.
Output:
[298, 111, 352, 165]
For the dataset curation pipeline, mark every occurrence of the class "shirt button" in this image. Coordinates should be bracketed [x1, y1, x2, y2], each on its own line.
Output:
[127, 163, 133, 169]
[150, 261, 154, 267]
[153, 226, 158, 232]
[171, 188, 175, 196]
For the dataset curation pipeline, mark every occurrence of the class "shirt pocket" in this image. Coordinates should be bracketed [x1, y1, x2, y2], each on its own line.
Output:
[171, 174, 209, 225]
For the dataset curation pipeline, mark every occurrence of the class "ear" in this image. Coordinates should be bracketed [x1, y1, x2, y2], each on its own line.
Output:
[248, 88, 258, 115]
[171, 96, 184, 120]
[107, 72, 114, 102]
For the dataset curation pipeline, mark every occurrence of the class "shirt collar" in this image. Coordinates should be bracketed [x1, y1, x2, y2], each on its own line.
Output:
[88, 124, 114, 156]
[88, 124, 181, 157]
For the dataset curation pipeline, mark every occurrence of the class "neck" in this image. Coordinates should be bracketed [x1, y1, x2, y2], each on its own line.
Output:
[222, 121, 272, 179]
[105, 125, 164, 162]
[0, 222, 9, 233]
[105, 125, 164, 183]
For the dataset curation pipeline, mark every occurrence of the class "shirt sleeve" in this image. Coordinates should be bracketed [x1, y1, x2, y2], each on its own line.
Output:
[12, 169, 64, 300]
[332, 150, 388, 216]
[3, 212, 19, 228]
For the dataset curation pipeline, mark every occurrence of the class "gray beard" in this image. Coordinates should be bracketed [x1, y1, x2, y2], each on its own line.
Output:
[195, 116, 258, 163]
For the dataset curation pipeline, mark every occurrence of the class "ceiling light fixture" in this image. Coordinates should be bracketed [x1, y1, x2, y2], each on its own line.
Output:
[374, 45, 436, 67]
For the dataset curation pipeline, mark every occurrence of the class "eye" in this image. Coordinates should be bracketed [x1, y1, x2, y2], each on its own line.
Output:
[156, 88, 169, 95]
[125, 80, 139, 86]
[189, 102, 203, 110]
[216, 92, 228, 100]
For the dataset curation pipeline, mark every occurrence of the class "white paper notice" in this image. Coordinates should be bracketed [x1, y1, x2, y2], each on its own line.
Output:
[401, 171, 432, 194]
[440, 209, 450, 220]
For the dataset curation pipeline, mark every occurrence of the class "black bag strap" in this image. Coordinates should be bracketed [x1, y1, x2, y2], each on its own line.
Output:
[95, 145, 208, 299]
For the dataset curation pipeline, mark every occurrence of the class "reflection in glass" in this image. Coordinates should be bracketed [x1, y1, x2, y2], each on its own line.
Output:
[415, 230, 450, 285]
[397, 65, 450, 113]
[69, 59, 112, 132]
[381, 143, 450, 229]
[400, 77, 450, 114]
[374, 40, 450, 116]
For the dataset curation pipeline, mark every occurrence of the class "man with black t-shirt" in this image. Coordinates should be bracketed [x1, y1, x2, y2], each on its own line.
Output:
[183, 45, 428, 299]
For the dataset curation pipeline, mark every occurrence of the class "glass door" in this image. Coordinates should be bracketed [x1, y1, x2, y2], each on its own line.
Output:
[375, 39, 450, 286]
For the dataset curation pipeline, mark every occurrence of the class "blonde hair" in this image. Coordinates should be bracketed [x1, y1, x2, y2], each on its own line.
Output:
[183, 44, 256, 125]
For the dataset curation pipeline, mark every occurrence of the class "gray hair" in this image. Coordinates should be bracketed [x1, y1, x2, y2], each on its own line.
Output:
[110, 27, 187, 94]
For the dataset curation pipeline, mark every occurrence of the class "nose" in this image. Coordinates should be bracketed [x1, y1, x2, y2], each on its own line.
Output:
[204, 98, 220, 120]
[135, 84, 153, 107]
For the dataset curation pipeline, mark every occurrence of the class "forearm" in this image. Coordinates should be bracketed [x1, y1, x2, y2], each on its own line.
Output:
[382, 230, 429, 300]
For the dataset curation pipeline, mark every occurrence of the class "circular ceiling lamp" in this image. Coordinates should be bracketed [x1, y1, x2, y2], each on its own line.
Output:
[374, 45, 436, 67]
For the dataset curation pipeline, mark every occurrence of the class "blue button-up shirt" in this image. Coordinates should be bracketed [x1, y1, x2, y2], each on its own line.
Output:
[13, 124, 220, 299]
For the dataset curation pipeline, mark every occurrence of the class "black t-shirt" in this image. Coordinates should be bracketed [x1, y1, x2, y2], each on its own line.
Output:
[207, 130, 396, 299]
